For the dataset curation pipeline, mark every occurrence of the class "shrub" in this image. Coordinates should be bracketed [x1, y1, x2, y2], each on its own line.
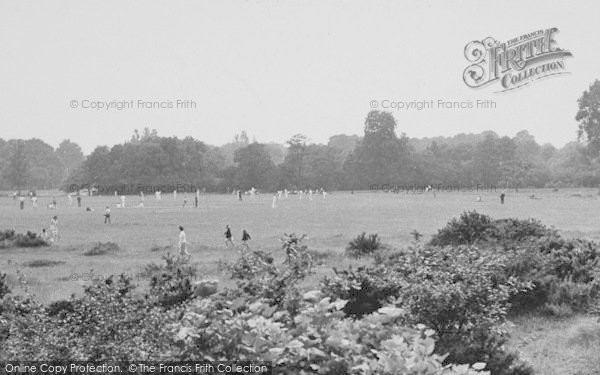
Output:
[172, 296, 490, 375]
[1, 275, 178, 360]
[429, 211, 496, 246]
[0, 273, 10, 299]
[230, 250, 276, 280]
[492, 218, 555, 243]
[150, 268, 194, 307]
[145, 253, 198, 307]
[143, 252, 197, 279]
[23, 260, 66, 268]
[323, 243, 533, 375]
[230, 234, 314, 315]
[321, 266, 404, 318]
[546, 280, 598, 312]
[429, 213, 555, 248]
[346, 232, 383, 257]
[83, 242, 120, 256]
[430, 213, 600, 315]
[0, 229, 48, 249]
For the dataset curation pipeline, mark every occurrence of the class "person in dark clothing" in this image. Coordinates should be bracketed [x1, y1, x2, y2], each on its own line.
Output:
[500, 192, 506, 204]
[77, 194, 82, 207]
[241, 229, 251, 250]
[224, 225, 234, 248]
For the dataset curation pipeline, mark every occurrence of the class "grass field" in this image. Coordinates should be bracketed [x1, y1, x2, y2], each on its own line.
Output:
[1, 188, 599, 372]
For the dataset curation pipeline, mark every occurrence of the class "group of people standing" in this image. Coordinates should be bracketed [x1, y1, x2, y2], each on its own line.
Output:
[177, 224, 251, 258]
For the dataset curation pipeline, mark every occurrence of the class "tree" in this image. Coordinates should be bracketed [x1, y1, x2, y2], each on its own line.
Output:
[233, 142, 277, 190]
[233, 131, 250, 145]
[56, 139, 84, 178]
[576, 79, 600, 157]
[345, 111, 413, 188]
[3, 141, 29, 193]
[23, 139, 63, 189]
[281, 134, 308, 188]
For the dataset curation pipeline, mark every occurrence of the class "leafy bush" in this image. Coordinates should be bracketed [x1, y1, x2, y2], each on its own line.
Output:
[505, 237, 600, 314]
[143, 252, 197, 279]
[346, 232, 383, 257]
[172, 295, 490, 375]
[230, 250, 276, 280]
[0, 273, 10, 299]
[429, 212, 600, 315]
[323, 243, 533, 375]
[429, 211, 496, 246]
[231, 235, 313, 315]
[150, 268, 194, 307]
[83, 242, 120, 256]
[145, 253, 198, 307]
[0, 246, 490, 374]
[321, 266, 404, 318]
[1, 275, 177, 360]
[0, 229, 48, 249]
[429, 212, 554, 248]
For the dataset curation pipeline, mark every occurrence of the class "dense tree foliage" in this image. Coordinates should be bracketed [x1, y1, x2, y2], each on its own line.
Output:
[4, 79, 600, 192]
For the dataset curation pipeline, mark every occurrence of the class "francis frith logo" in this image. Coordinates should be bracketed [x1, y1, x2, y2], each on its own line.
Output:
[463, 28, 572, 92]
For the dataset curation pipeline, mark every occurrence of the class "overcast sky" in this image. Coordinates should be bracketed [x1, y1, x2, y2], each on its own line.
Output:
[0, 0, 597, 153]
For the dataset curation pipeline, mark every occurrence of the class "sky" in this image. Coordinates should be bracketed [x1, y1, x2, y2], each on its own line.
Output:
[0, 0, 598, 154]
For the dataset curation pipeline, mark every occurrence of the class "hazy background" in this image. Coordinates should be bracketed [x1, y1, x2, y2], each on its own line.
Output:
[0, 0, 597, 153]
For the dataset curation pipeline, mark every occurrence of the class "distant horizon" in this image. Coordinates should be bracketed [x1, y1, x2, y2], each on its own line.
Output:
[0, 126, 578, 155]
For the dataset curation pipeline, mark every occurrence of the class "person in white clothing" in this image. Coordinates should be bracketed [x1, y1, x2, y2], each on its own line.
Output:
[120, 195, 126, 208]
[104, 206, 111, 224]
[178, 226, 190, 257]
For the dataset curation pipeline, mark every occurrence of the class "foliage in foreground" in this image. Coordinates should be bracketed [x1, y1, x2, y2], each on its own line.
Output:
[0, 235, 491, 374]
[324, 244, 533, 375]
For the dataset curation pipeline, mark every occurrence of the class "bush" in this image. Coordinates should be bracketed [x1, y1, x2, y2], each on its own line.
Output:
[172, 296, 490, 375]
[0, 229, 49, 249]
[430, 213, 600, 315]
[1, 274, 177, 360]
[83, 242, 120, 256]
[231, 235, 313, 315]
[506, 237, 600, 314]
[429, 211, 496, 246]
[150, 268, 194, 307]
[321, 266, 404, 318]
[230, 250, 276, 280]
[346, 232, 383, 257]
[323, 243, 533, 375]
[429, 212, 555, 248]
[23, 260, 66, 268]
[143, 253, 198, 308]
[0, 273, 10, 299]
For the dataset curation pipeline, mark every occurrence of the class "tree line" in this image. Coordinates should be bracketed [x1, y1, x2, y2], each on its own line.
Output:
[3, 80, 600, 193]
